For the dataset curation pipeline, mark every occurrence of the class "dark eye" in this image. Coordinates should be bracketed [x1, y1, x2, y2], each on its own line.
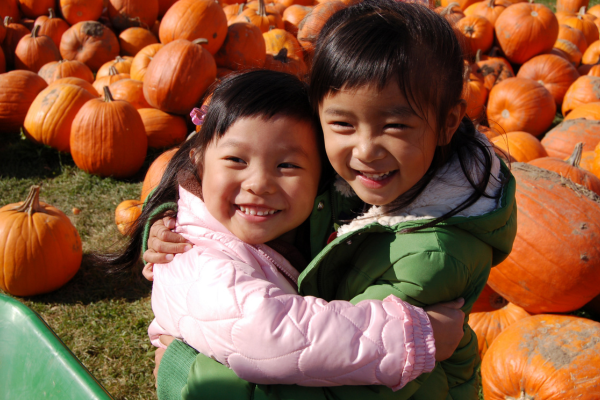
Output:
[225, 157, 246, 164]
[385, 123, 409, 130]
[332, 121, 353, 128]
[279, 163, 300, 169]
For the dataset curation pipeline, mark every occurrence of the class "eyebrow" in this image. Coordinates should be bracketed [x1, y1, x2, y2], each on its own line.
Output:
[322, 105, 419, 118]
[218, 139, 310, 158]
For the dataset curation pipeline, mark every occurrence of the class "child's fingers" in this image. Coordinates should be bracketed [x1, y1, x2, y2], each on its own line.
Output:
[142, 263, 154, 281]
[163, 215, 177, 230]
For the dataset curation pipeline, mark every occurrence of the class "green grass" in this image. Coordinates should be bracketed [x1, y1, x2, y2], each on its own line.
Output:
[0, 133, 162, 400]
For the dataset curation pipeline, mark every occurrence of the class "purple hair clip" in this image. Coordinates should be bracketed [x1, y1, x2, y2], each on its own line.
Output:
[190, 105, 209, 126]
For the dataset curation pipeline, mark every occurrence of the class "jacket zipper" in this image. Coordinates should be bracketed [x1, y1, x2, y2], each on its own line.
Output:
[249, 245, 298, 286]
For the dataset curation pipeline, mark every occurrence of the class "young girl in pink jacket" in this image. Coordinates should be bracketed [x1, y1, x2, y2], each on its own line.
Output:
[107, 69, 465, 398]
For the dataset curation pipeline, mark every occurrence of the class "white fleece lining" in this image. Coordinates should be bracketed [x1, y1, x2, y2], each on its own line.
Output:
[336, 133, 503, 236]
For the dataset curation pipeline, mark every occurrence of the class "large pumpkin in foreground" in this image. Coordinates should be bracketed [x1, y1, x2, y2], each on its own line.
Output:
[482, 314, 600, 399]
[487, 163, 600, 313]
[70, 87, 148, 178]
[0, 186, 82, 296]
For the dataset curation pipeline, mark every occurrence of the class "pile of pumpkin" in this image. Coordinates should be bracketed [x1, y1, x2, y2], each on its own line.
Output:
[2, 0, 600, 398]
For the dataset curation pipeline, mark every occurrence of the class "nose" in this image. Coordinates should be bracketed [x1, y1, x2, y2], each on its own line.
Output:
[240, 166, 276, 196]
[352, 130, 385, 164]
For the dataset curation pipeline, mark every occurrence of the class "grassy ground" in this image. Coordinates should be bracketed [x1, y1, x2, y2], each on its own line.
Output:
[0, 133, 161, 400]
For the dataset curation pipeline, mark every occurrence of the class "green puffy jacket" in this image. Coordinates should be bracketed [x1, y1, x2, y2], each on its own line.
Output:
[158, 161, 517, 400]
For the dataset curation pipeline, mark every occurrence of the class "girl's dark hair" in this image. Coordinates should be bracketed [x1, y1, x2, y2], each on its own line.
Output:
[309, 0, 505, 232]
[104, 69, 324, 273]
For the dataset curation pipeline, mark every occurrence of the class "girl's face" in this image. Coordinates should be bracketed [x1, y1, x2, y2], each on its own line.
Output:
[319, 81, 464, 206]
[200, 115, 321, 244]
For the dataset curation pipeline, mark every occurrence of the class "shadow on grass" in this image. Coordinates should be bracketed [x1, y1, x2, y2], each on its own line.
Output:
[22, 254, 152, 305]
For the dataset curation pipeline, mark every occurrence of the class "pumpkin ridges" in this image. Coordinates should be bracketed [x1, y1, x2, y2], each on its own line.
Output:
[59, 21, 121, 72]
[60, 0, 104, 25]
[542, 118, 600, 158]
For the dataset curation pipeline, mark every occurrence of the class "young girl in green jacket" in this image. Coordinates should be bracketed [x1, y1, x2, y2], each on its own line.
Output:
[144, 1, 517, 398]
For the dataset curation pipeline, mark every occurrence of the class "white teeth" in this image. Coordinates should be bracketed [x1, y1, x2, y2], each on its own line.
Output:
[257, 211, 264, 216]
[363, 171, 392, 181]
[240, 206, 246, 212]
[238, 206, 278, 215]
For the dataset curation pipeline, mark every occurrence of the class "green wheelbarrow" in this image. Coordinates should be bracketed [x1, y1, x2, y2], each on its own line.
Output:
[0, 293, 113, 399]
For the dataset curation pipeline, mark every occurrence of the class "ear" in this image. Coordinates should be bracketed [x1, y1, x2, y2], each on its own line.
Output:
[438, 99, 467, 146]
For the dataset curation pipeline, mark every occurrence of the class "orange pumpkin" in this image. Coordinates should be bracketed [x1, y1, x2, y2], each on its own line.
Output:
[0, 70, 48, 134]
[491, 131, 548, 162]
[486, 77, 556, 137]
[233, 0, 284, 33]
[494, 3, 559, 64]
[468, 302, 530, 359]
[17, 0, 56, 18]
[563, 8, 599, 47]
[108, 79, 152, 109]
[118, 27, 159, 57]
[463, 66, 488, 119]
[60, 21, 120, 72]
[108, 0, 159, 31]
[282, 5, 312, 36]
[144, 39, 217, 115]
[50, 77, 100, 97]
[487, 163, 600, 313]
[38, 60, 95, 85]
[159, 0, 228, 55]
[115, 199, 143, 236]
[130, 43, 164, 82]
[456, 15, 494, 57]
[263, 48, 308, 77]
[557, 0, 590, 13]
[440, 0, 479, 11]
[24, 83, 96, 153]
[35, 8, 70, 50]
[297, 1, 346, 56]
[588, 64, 600, 76]
[529, 143, 600, 195]
[472, 283, 509, 313]
[214, 23, 266, 70]
[464, 0, 509, 26]
[541, 118, 600, 158]
[0, 0, 20, 22]
[562, 75, 600, 116]
[139, 108, 188, 148]
[70, 87, 148, 178]
[93, 66, 131, 94]
[141, 147, 179, 201]
[474, 49, 515, 91]
[2, 17, 31, 71]
[436, 2, 465, 25]
[580, 150, 600, 177]
[60, 0, 104, 25]
[582, 39, 600, 65]
[553, 38, 583, 66]
[557, 23, 588, 54]
[565, 101, 600, 119]
[14, 25, 61, 73]
[96, 56, 134, 79]
[0, 185, 82, 297]
[0, 48, 5, 74]
[482, 315, 600, 400]
[516, 54, 580, 105]
[263, 28, 304, 61]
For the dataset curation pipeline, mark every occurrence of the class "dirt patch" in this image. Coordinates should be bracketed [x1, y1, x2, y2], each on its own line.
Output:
[81, 22, 105, 38]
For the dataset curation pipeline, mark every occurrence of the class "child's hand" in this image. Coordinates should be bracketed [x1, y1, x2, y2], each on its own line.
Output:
[424, 298, 465, 362]
[143, 216, 192, 265]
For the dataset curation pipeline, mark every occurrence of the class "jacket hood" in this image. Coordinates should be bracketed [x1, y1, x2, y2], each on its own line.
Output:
[335, 134, 517, 265]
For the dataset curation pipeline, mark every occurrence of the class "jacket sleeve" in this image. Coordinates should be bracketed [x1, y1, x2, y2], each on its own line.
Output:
[151, 246, 436, 391]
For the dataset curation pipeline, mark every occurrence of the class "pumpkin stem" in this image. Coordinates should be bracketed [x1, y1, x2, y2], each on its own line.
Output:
[4, 16, 12, 27]
[440, 2, 460, 16]
[31, 24, 41, 38]
[237, 3, 245, 15]
[274, 47, 289, 62]
[114, 56, 126, 63]
[12, 185, 44, 216]
[578, 6, 586, 18]
[48, 8, 55, 18]
[258, 0, 267, 17]
[103, 86, 115, 103]
[108, 65, 118, 76]
[567, 143, 584, 168]
[487, 0, 494, 7]
[475, 49, 482, 62]
[192, 38, 209, 45]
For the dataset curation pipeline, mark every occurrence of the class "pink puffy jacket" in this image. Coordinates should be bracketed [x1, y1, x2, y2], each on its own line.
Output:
[148, 186, 436, 391]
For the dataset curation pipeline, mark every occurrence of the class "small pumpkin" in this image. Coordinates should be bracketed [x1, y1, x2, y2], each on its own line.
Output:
[558, 23, 588, 54]
[141, 147, 179, 201]
[0, 70, 48, 134]
[108, 79, 152, 109]
[494, 3, 559, 64]
[486, 77, 556, 137]
[0, 186, 82, 296]
[282, 5, 312, 37]
[59, 0, 104, 25]
[93, 66, 131, 94]
[96, 56, 134, 79]
[60, 21, 120, 72]
[456, 15, 494, 57]
[144, 39, 217, 115]
[115, 199, 143, 236]
[2, 17, 31, 71]
[70, 87, 148, 178]
[130, 43, 164, 82]
[490, 131, 548, 162]
[474, 49, 515, 91]
[38, 59, 95, 85]
[14, 25, 61, 73]
[108, 0, 159, 31]
[118, 27, 159, 57]
[529, 143, 600, 195]
[263, 28, 304, 61]
[233, 0, 284, 33]
[214, 23, 266, 71]
[35, 8, 70, 50]
[24, 83, 96, 152]
[139, 108, 188, 148]
[562, 75, 600, 116]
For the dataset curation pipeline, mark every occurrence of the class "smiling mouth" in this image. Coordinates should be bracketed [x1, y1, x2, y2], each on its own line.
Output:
[236, 205, 281, 216]
[358, 170, 398, 181]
